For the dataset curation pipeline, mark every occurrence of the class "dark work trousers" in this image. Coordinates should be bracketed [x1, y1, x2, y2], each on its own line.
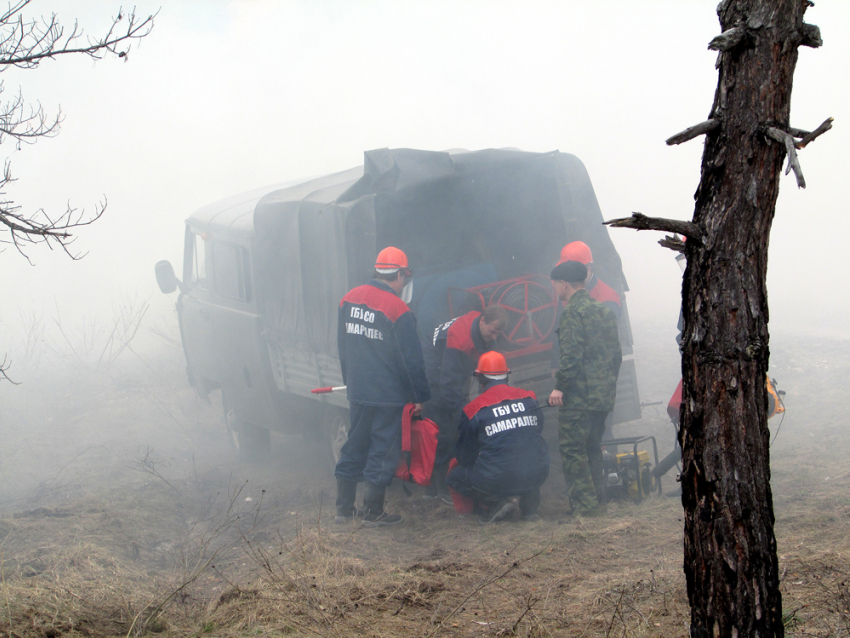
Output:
[446, 465, 542, 516]
[335, 404, 404, 488]
[425, 401, 460, 468]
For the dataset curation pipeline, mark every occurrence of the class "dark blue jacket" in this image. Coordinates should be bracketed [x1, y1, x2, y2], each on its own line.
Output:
[423, 311, 490, 415]
[338, 280, 431, 407]
[455, 380, 549, 496]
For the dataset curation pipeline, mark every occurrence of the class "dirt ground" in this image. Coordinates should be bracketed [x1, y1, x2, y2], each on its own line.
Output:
[0, 323, 848, 638]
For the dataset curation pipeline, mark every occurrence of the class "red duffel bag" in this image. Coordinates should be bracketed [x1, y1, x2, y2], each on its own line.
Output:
[395, 403, 439, 486]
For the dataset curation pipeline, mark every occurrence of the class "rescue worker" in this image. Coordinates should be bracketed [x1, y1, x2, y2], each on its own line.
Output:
[548, 260, 622, 519]
[556, 241, 621, 319]
[423, 305, 508, 500]
[552, 241, 623, 445]
[335, 247, 431, 527]
[446, 351, 549, 524]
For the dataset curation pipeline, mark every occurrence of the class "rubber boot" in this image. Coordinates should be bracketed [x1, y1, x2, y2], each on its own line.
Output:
[334, 478, 360, 524]
[519, 488, 541, 522]
[424, 461, 450, 501]
[362, 482, 402, 527]
[478, 496, 517, 525]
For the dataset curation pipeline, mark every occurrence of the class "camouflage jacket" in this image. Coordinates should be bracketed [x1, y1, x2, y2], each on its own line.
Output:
[555, 289, 622, 412]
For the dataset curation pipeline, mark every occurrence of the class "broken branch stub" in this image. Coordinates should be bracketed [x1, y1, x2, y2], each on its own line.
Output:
[766, 128, 806, 189]
[800, 23, 823, 48]
[708, 26, 746, 52]
[666, 120, 720, 146]
[604, 212, 704, 244]
[659, 235, 687, 253]
[796, 117, 833, 148]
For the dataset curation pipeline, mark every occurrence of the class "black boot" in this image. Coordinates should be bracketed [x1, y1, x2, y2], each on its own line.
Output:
[363, 482, 402, 527]
[478, 496, 517, 525]
[334, 478, 361, 523]
[424, 461, 450, 500]
[519, 488, 541, 522]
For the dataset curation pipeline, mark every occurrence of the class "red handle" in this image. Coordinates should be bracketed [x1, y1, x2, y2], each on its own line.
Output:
[311, 385, 347, 394]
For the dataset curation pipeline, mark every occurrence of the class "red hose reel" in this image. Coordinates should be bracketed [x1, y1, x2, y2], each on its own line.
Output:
[448, 274, 558, 358]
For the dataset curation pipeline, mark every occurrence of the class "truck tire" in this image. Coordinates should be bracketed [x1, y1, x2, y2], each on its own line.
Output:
[222, 392, 271, 462]
[301, 406, 349, 466]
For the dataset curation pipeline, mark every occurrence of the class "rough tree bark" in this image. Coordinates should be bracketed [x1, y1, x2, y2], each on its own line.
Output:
[679, 1, 818, 636]
[606, 1, 826, 635]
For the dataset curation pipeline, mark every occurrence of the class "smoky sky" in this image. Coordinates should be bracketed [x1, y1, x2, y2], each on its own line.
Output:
[1, 0, 848, 346]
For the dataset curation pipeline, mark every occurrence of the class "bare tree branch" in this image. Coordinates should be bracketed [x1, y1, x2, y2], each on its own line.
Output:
[666, 119, 720, 146]
[0, 354, 20, 384]
[787, 126, 810, 138]
[766, 127, 806, 188]
[708, 25, 746, 52]
[800, 23, 822, 48]
[0, 160, 106, 262]
[659, 234, 687, 252]
[795, 116, 833, 148]
[0, 4, 154, 260]
[0, 5, 157, 69]
[604, 212, 705, 244]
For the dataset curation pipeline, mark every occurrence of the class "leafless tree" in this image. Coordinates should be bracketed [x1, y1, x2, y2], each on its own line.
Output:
[0, 1, 156, 262]
[606, 1, 830, 635]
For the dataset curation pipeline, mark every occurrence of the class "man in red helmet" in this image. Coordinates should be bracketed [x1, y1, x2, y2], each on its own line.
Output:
[549, 260, 622, 519]
[446, 351, 549, 524]
[423, 304, 508, 501]
[335, 246, 431, 527]
[556, 241, 621, 319]
[551, 242, 623, 449]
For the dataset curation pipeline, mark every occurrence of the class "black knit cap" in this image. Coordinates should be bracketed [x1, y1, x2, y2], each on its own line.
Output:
[550, 260, 587, 283]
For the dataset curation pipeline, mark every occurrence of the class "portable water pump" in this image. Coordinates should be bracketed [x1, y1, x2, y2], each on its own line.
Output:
[599, 436, 661, 503]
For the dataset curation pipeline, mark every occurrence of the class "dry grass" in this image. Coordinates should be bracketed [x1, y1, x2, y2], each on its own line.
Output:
[0, 330, 846, 637]
[195, 502, 691, 638]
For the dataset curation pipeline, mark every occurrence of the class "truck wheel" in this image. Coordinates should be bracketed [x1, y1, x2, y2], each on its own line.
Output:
[328, 410, 349, 465]
[223, 394, 271, 462]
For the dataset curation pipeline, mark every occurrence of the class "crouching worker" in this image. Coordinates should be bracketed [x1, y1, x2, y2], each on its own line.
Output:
[423, 304, 507, 501]
[446, 352, 549, 524]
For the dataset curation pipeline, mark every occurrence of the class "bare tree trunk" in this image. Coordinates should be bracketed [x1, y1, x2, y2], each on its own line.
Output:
[679, 1, 817, 636]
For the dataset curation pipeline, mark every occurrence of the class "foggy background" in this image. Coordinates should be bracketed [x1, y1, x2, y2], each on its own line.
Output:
[0, 5, 846, 633]
[0, 0, 847, 375]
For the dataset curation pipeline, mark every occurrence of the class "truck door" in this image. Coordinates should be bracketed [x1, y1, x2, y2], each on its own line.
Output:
[179, 228, 219, 393]
[206, 239, 275, 427]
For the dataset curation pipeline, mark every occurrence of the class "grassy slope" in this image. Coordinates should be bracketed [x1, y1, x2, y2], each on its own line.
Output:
[0, 331, 846, 637]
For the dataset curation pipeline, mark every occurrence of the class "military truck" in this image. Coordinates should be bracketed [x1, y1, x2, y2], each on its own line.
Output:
[155, 147, 640, 460]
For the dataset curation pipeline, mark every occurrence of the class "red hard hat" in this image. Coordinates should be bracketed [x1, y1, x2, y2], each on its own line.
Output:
[558, 241, 593, 265]
[475, 351, 510, 378]
[375, 246, 409, 272]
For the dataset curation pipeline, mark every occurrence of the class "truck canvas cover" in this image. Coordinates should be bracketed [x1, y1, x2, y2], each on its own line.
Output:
[205, 147, 637, 421]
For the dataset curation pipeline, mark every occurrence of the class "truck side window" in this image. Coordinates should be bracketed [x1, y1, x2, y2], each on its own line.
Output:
[212, 241, 250, 301]
[191, 232, 208, 288]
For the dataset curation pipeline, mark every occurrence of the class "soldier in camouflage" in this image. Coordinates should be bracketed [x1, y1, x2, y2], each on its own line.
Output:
[549, 260, 622, 517]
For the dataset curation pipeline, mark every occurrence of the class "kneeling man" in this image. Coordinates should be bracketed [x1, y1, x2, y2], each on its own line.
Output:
[446, 351, 549, 524]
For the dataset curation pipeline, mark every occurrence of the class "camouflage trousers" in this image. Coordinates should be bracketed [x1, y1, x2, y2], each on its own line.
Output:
[558, 409, 608, 512]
